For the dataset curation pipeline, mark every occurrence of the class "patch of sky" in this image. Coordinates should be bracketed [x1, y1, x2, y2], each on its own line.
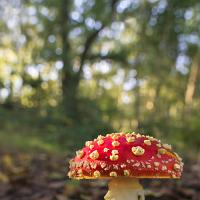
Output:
[112, 69, 125, 85]
[176, 54, 190, 75]
[55, 61, 63, 70]
[121, 94, 131, 104]
[117, 0, 139, 13]
[99, 22, 124, 39]
[178, 34, 200, 53]
[70, 11, 83, 22]
[69, 27, 83, 38]
[83, 64, 92, 80]
[27, 6, 37, 16]
[0, 88, 9, 100]
[85, 17, 102, 30]
[94, 61, 111, 74]
[184, 9, 193, 20]
[25, 65, 39, 79]
[48, 35, 56, 43]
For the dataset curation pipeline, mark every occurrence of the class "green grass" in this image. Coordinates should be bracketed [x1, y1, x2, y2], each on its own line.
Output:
[0, 108, 99, 154]
[0, 130, 63, 153]
[0, 108, 65, 153]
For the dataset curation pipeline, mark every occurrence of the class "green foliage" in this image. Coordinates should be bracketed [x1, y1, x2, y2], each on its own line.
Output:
[0, 0, 200, 156]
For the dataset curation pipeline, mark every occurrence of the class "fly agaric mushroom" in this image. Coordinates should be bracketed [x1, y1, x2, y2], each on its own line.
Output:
[68, 132, 183, 200]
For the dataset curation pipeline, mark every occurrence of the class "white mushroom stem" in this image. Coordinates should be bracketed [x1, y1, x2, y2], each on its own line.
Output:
[104, 178, 145, 200]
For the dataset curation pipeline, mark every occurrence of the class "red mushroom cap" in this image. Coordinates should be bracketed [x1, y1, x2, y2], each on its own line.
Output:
[68, 132, 183, 179]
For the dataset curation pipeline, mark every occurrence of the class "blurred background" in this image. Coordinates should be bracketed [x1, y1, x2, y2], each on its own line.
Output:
[0, 0, 200, 199]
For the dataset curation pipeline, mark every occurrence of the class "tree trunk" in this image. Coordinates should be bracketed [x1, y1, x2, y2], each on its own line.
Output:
[59, 0, 118, 119]
[182, 54, 200, 130]
[62, 75, 79, 119]
[60, 0, 78, 119]
[185, 55, 200, 105]
[134, 64, 141, 131]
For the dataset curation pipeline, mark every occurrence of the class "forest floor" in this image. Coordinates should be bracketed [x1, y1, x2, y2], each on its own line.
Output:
[0, 151, 199, 200]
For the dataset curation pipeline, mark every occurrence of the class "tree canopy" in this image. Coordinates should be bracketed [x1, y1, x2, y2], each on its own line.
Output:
[0, 0, 200, 151]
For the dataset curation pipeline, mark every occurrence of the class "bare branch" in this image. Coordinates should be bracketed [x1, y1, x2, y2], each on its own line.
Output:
[87, 53, 128, 65]
[77, 0, 120, 80]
